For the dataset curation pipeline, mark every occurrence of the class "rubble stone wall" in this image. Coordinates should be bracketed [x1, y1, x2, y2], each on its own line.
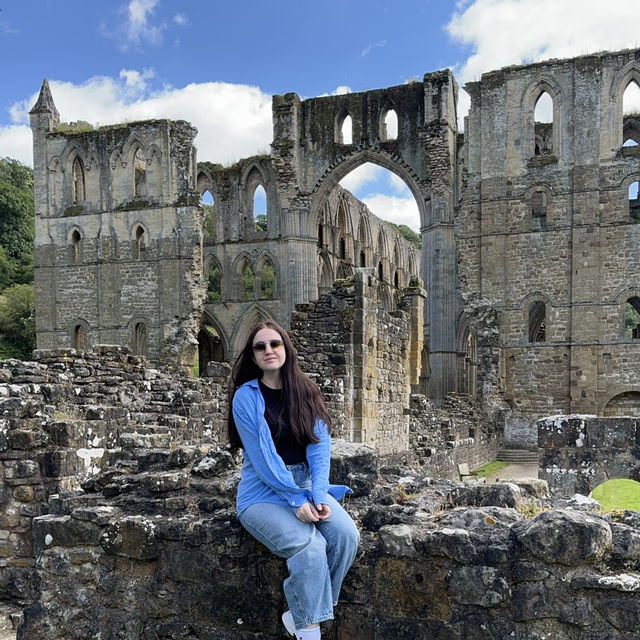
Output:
[538, 415, 640, 496]
[18, 444, 640, 640]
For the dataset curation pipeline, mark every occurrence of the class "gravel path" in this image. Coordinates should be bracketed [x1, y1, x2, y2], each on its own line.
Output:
[486, 462, 539, 482]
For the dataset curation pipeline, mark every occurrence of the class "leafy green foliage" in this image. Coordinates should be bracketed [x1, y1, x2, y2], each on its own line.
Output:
[0, 284, 35, 360]
[625, 299, 640, 338]
[203, 204, 215, 237]
[384, 221, 421, 249]
[0, 158, 34, 269]
[254, 213, 267, 232]
[0, 158, 35, 359]
[244, 265, 255, 300]
[260, 262, 275, 300]
[207, 264, 221, 303]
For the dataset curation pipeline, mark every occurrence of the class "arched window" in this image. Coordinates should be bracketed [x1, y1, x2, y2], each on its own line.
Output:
[207, 263, 221, 303]
[394, 270, 399, 288]
[134, 322, 148, 356]
[339, 237, 346, 260]
[253, 184, 267, 232]
[70, 229, 82, 264]
[72, 157, 85, 203]
[380, 108, 398, 141]
[625, 296, 640, 339]
[629, 181, 640, 221]
[318, 223, 324, 248]
[529, 301, 546, 342]
[73, 325, 86, 352]
[531, 189, 547, 230]
[359, 250, 366, 267]
[134, 148, 146, 197]
[534, 92, 553, 156]
[202, 190, 215, 238]
[260, 259, 275, 300]
[243, 263, 255, 301]
[378, 262, 384, 282]
[337, 113, 353, 145]
[622, 81, 640, 147]
[135, 225, 145, 259]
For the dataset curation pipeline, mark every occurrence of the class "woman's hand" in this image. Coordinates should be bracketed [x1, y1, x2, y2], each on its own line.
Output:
[316, 503, 331, 520]
[296, 502, 320, 522]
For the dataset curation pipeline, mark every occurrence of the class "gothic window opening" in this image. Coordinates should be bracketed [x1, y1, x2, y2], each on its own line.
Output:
[336, 113, 353, 145]
[629, 181, 640, 221]
[625, 296, 640, 339]
[531, 189, 547, 230]
[253, 184, 267, 232]
[134, 322, 148, 356]
[394, 270, 399, 288]
[339, 237, 346, 260]
[73, 325, 86, 352]
[380, 108, 398, 141]
[207, 262, 222, 303]
[243, 263, 255, 301]
[70, 229, 81, 264]
[360, 250, 366, 267]
[72, 157, 85, 203]
[534, 91, 553, 156]
[528, 301, 546, 343]
[134, 148, 147, 197]
[622, 81, 640, 147]
[260, 259, 275, 300]
[318, 223, 324, 248]
[202, 190, 215, 238]
[135, 225, 145, 259]
[378, 261, 384, 282]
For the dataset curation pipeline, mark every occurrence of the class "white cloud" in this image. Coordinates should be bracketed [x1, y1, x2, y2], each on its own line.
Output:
[361, 40, 387, 58]
[361, 194, 420, 232]
[9, 74, 273, 167]
[173, 13, 188, 26]
[0, 125, 32, 166]
[448, 0, 640, 85]
[333, 86, 352, 96]
[339, 164, 384, 193]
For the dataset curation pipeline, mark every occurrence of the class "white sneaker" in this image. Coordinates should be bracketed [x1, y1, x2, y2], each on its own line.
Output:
[282, 610, 297, 636]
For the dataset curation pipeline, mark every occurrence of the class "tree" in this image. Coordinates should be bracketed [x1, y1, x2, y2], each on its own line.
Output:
[384, 221, 421, 249]
[0, 158, 34, 290]
[0, 284, 35, 360]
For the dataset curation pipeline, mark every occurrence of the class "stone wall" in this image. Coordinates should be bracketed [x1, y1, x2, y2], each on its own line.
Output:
[17, 445, 640, 639]
[538, 415, 640, 496]
[0, 346, 227, 603]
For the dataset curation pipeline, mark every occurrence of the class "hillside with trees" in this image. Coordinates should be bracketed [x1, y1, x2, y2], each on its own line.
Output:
[0, 158, 35, 359]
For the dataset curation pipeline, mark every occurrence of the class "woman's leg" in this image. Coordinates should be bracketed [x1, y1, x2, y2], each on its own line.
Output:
[239, 502, 334, 629]
[315, 495, 360, 605]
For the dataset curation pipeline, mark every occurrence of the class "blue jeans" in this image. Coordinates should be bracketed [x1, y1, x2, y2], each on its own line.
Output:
[238, 462, 359, 629]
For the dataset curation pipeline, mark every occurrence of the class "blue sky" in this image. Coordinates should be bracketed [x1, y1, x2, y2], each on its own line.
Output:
[2, 0, 640, 230]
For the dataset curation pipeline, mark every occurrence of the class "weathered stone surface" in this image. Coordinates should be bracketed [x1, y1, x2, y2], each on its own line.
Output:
[513, 510, 612, 565]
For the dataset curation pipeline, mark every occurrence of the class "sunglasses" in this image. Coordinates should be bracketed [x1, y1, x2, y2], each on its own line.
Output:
[252, 339, 284, 352]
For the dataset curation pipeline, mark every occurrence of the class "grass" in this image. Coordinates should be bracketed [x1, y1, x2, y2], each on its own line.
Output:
[472, 460, 509, 477]
[591, 479, 640, 512]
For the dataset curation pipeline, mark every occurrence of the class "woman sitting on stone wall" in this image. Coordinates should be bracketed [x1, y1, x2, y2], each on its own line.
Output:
[228, 321, 359, 640]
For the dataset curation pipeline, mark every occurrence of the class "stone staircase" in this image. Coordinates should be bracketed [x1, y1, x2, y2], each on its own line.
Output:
[497, 448, 539, 464]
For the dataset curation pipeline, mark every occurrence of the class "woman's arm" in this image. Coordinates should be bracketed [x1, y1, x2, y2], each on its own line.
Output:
[306, 419, 331, 506]
[233, 386, 309, 507]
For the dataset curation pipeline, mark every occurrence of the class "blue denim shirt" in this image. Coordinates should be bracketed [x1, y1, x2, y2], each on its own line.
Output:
[232, 379, 351, 514]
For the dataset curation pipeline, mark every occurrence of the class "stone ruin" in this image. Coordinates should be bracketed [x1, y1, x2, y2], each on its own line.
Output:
[0, 281, 638, 638]
[12, 41, 640, 639]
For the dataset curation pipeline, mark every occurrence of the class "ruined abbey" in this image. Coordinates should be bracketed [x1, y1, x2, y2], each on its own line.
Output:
[29, 47, 640, 449]
[0, 46, 637, 639]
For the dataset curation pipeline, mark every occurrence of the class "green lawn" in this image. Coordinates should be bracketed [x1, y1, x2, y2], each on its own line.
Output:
[473, 460, 509, 477]
[591, 479, 640, 512]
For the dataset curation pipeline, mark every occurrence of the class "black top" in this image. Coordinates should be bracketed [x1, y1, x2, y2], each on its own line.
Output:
[259, 379, 306, 465]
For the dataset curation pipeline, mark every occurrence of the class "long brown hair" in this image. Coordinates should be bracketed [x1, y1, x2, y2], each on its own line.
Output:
[227, 321, 332, 450]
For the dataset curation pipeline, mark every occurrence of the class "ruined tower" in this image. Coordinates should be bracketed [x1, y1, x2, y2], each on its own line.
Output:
[29, 80, 205, 368]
